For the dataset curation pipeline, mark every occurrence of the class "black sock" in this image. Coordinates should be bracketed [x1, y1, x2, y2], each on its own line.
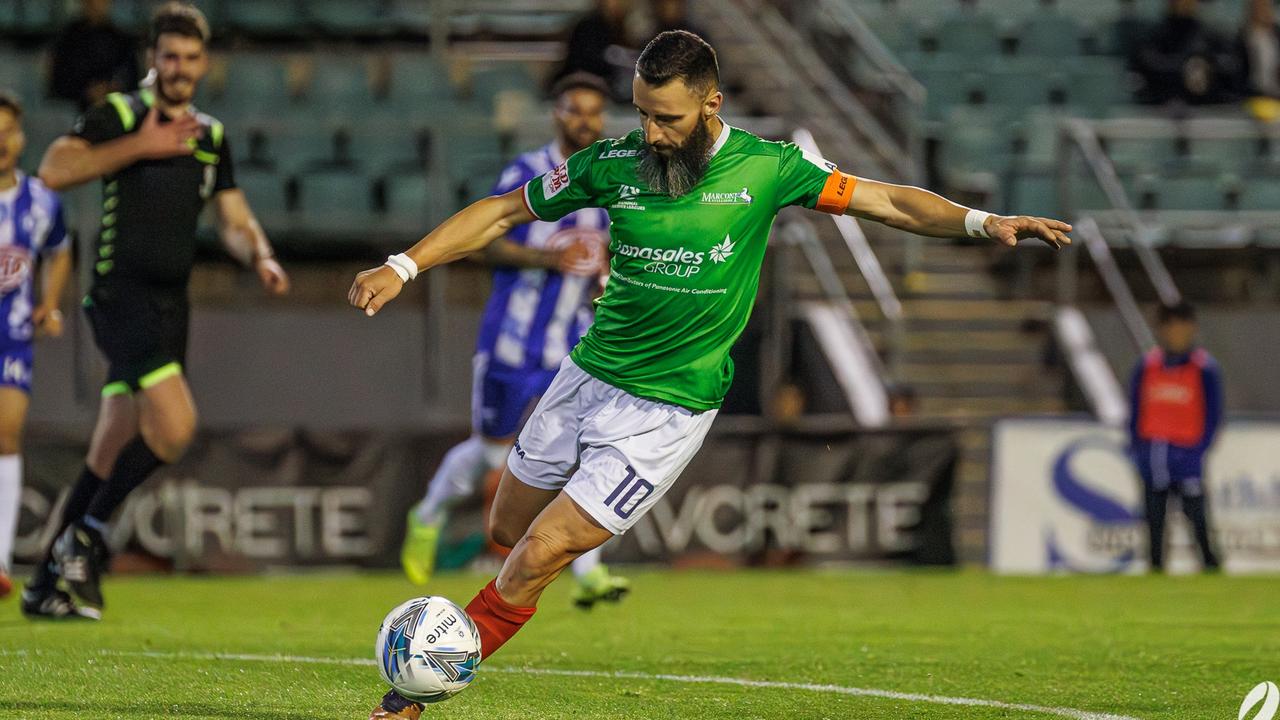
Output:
[32, 466, 105, 590]
[84, 437, 165, 526]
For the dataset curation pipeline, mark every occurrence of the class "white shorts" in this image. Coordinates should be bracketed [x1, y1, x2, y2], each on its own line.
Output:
[506, 357, 718, 534]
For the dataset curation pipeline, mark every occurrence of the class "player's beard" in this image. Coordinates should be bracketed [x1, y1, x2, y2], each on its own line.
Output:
[636, 118, 714, 198]
[155, 74, 196, 106]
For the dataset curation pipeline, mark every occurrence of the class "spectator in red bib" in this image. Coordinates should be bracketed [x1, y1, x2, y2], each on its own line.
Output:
[1128, 301, 1222, 572]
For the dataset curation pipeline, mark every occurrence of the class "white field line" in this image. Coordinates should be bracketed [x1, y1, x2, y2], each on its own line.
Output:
[0, 649, 1142, 720]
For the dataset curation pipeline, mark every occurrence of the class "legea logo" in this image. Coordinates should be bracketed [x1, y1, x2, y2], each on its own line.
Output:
[1240, 682, 1279, 720]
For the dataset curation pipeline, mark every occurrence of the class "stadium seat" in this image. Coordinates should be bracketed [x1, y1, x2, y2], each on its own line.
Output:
[386, 0, 431, 34]
[1237, 174, 1280, 211]
[1156, 172, 1230, 211]
[345, 127, 429, 174]
[217, 54, 294, 110]
[226, 0, 302, 35]
[1007, 169, 1060, 217]
[859, 2, 920, 54]
[443, 131, 505, 205]
[1016, 9, 1086, 57]
[382, 173, 433, 234]
[307, 57, 381, 110]
[1099, 119, 1179, 171]
[235, 168, 291, 233]
[263, 126, 338, 174]
[306, 0, 390, 35]
[295, 170, 376, 236]
[388, 54, 455, 115]
[1184, 120, 1262, 174]
[988, 64, 1071, 110]
[1069, 57, 1133, 116]
[924, 7, 1003, 58]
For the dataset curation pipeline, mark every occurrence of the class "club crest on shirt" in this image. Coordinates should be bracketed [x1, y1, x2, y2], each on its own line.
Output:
[543, 162, 571, 199]
[0, 246, 32, 293]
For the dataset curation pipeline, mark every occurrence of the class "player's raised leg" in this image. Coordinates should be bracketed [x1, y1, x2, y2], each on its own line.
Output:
[402, 434, 509, 585]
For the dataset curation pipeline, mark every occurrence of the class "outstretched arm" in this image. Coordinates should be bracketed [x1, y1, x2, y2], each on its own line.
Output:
[348, 187, 537, 316]
[845, 178, 1072, 249]
[213, 188, 290, 296]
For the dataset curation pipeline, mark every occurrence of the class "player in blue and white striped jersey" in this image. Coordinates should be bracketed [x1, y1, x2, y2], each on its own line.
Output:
[401, 74, 629, 608]
[0, 92, 72, 605]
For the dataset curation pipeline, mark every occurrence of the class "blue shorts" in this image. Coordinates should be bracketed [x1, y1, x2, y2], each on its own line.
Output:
[472, 353, 558, 439]
[0, 343, 33, 393]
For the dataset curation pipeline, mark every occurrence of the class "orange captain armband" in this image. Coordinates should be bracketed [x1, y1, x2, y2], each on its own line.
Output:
[815, 170, 857, 214]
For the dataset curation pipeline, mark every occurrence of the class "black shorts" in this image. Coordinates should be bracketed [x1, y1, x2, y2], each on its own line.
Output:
[84, 284, 189, 396]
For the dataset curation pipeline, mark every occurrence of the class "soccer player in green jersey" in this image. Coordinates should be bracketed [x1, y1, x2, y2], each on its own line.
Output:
[353, 31, 1070, 718]
[23, 2, 290, 620]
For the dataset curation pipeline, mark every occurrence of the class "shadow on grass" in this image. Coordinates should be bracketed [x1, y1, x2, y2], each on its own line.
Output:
[0, 701, 326, 719]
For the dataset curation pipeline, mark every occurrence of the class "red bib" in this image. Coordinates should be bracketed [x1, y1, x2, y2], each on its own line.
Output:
[1137, 348, 1207, 446]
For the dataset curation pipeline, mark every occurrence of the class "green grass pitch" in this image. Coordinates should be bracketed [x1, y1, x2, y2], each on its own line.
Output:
[1, 570, 1274, 719]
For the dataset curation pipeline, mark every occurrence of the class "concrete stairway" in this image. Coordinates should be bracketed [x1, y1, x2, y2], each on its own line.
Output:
[792, 231, 1067, 561]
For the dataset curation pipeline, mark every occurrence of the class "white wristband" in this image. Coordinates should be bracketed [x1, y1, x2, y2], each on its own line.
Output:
[384, 253, 418, 283]
[964, 209, 993, 239]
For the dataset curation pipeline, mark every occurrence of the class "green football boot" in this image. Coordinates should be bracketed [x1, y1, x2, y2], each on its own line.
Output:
[400, 512, 441, 586]
[570, 564, 631, 610]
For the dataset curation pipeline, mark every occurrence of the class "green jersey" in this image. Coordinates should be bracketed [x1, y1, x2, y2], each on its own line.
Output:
[523, 123, 852, 411]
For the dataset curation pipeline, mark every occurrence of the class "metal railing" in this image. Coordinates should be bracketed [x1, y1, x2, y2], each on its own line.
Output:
[779, 218, 890, 427]
[1056, 118, 1182, 307]
[792, 128, 905, 372]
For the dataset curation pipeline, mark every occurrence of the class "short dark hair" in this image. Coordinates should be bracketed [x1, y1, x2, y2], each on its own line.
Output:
[0, 91, 22, 120]
[635, 30, 719, 96]
[150, 1, 210, 47]
[1157, 301, 1196, 324]
[549, 72, 610, 101]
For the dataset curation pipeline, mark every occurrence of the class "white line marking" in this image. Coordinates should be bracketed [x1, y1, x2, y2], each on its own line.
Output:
[0, 649, 1141, 720]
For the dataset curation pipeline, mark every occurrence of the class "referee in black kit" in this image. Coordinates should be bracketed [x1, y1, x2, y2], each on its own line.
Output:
[22, 2, 290, 620]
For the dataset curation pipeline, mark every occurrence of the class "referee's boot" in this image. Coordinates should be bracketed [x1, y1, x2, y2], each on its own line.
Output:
[571, 564, 631, 610]
[369, 690, 423, 719]
[53, 521, 108, 610]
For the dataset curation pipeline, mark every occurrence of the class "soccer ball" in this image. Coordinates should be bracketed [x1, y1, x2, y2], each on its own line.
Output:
[375, 596, 482, 703]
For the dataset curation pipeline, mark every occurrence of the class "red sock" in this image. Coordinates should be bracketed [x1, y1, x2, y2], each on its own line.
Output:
[464, 579, 536, 660]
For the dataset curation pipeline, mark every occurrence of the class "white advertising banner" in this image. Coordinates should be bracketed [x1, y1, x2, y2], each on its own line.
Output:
[990, 418, 1280, 574]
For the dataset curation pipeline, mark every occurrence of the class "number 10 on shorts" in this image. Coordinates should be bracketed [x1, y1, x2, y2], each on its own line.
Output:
[603, 465, 654, 519]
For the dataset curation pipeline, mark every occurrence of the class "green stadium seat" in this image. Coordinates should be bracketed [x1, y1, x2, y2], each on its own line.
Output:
[386, 0, 431, 34]
[235, 168, 290, 233]
[940, 107, 1014, 175]
[226, 0, 302, 35]
[1069, 57, 1132, 116]
[1013, 110, 1067, 166]
[988, 65, 1071, 110]
[1007, 170, 1059, 217]
[1238, 175, 1280, 211]
[383, 173, 432, 233]
[265, 127, 337, 174]
[925, 8, 1002, 58]
[15, 0, 60, 33]
[443, 131, 505, 206]
[1156, 172, 1230, 211]
[295, 170, 376, 235]
[1099, 119, 1179, 171]
[345, 127, 429, 174]
[308, 57, 380, 109]
[307, 0, 390, 35]
[1016, 10, 1086, 57]
[859, 3, 920, 54]
[1185, 121, 1262, 174]
[388, 54, 455, 114]
[218, 54, 292, 109]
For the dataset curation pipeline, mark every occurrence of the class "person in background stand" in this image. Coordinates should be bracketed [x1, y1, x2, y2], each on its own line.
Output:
[1128, 301, 1223, 573]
